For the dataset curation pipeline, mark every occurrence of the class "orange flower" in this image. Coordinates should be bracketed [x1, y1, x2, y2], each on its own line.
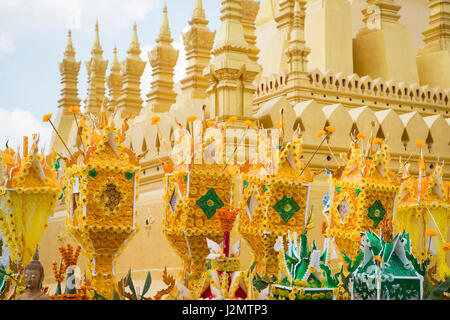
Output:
[443, 243, 450, 251]
[186, 116, 197, 122]
[374, 255, 384, 263]
[245, 120, 255, 128]
[352, 233, 361, 242]
[275, 121, 286, 128]
[415, 140, 425, 148]
[316, 130, 326, 138]
[227, 116, 238, 124]
[325, 126, 335, 133]
[151, 116, 160, 125]
[425, 229, 437, 237]
[207, 120, 216, 128]
[356, 132, 366, 139]
[43, 113, 52, 122]
[373, 138, 383, 145]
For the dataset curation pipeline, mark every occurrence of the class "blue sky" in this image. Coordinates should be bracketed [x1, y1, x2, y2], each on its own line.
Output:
[0, 0, 222, 149]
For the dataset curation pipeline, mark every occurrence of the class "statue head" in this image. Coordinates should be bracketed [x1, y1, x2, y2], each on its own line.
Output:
[24, 249, 44, 291]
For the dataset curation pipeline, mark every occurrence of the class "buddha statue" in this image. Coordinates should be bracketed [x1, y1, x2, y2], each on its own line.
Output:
[16, 249, 50, 300]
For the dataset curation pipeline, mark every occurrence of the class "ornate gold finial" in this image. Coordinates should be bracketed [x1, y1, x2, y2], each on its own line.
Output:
[192, 0, 206, 20]
[159, 3, 171, 40]
[64, 29, 76, 59]
[147, 4, 178, 113]
[128, 21, 141, 56]
[91, 20, 103, 56]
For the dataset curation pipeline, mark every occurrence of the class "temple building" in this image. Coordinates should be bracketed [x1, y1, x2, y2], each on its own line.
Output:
[41, 0, 449, 292]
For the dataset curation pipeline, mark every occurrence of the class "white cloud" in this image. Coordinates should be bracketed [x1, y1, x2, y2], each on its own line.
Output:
[0, 31, 15, 55]
[0, 108, 52, 153]
[0, 0, 162, 33]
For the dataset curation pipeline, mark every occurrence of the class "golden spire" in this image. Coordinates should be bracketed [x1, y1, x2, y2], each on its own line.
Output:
[64, 29, 76, 59]
[204, 0, 260, 118]
[91, 20, 103, 56]
[107, 45, 123, 109]
[180, 0, 215, 100]
[128, 22, 141, 56]
[158, 3, 172, 42]
[147, 4, 178, 112]
[285, 0, 309, 103]
[53, 29, 82, 153]
[85, 20, 108, 115]
[117, 23, 146, 118]
[192, 0, 206, 20]
[241, 0, 261, 64]
[111, 45, 120, 72]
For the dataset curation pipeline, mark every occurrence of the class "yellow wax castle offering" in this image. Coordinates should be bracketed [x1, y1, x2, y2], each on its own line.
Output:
[396, 142, 450, 280]
[238, 126, 320, 277]
[0, 135, 61, 298]
[60, 107, 142, 299]
[323, 131, 401, 263]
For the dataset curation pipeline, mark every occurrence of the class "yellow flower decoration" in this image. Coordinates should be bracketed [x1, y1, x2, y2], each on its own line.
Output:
[43, 113, 52, 122]
[425, 229, 437, 237]
[227, 116, 238, 124]
[151, 116, 160, 125]
[308, 265, 316, 273]
[69, 106, 80, 113]
[187, 116, 197, 122]
[374, 255, 384, 263]
[416, 140, 425, 148]
[356, 132, 366, 139]
[245, 120, 255, 128]
[275, 121, 286, 128]
[316, 130, 326, 138]
[325, 126, 335, 133]
[207, 120, 216, 128]
[373, 138, 383, 145]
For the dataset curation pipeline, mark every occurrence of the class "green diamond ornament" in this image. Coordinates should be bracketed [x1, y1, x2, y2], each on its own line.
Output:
[273, 195, 301, 223]
[125, 172, 134, 180]
[367, 200, 387, 228]
[88, 169, 98, 178]
[196, 188, 224, 220]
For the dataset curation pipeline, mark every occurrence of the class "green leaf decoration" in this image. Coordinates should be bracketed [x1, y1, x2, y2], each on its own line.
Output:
[320, 248, 328, 264]
[355, 188, 361, 196]
[196, 187, 224, 220]
[53, 157, 61, 170]
[125, 172, 134, 180]
[336, 186, 341, 193]
[404, 250, 429, 277]
[58, 186, 66, 201]
[426, 277, 450, 300]
[183, 176, 187, 182]
[262, 185, 267, 192]
[366, 156, 372, 160]
[343, 251, 364, 273]
[88, 169, 98, 178]
[244, 181, 248, 188]
[367, 200, 386, 228]
[253, 273, 269, 292]
[273, 195, 301, 223]
[126, 269, 137, 299]
[5, 140, 9, 149]
[113, 289, 121, 300]
[141, 272, 152, 298]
